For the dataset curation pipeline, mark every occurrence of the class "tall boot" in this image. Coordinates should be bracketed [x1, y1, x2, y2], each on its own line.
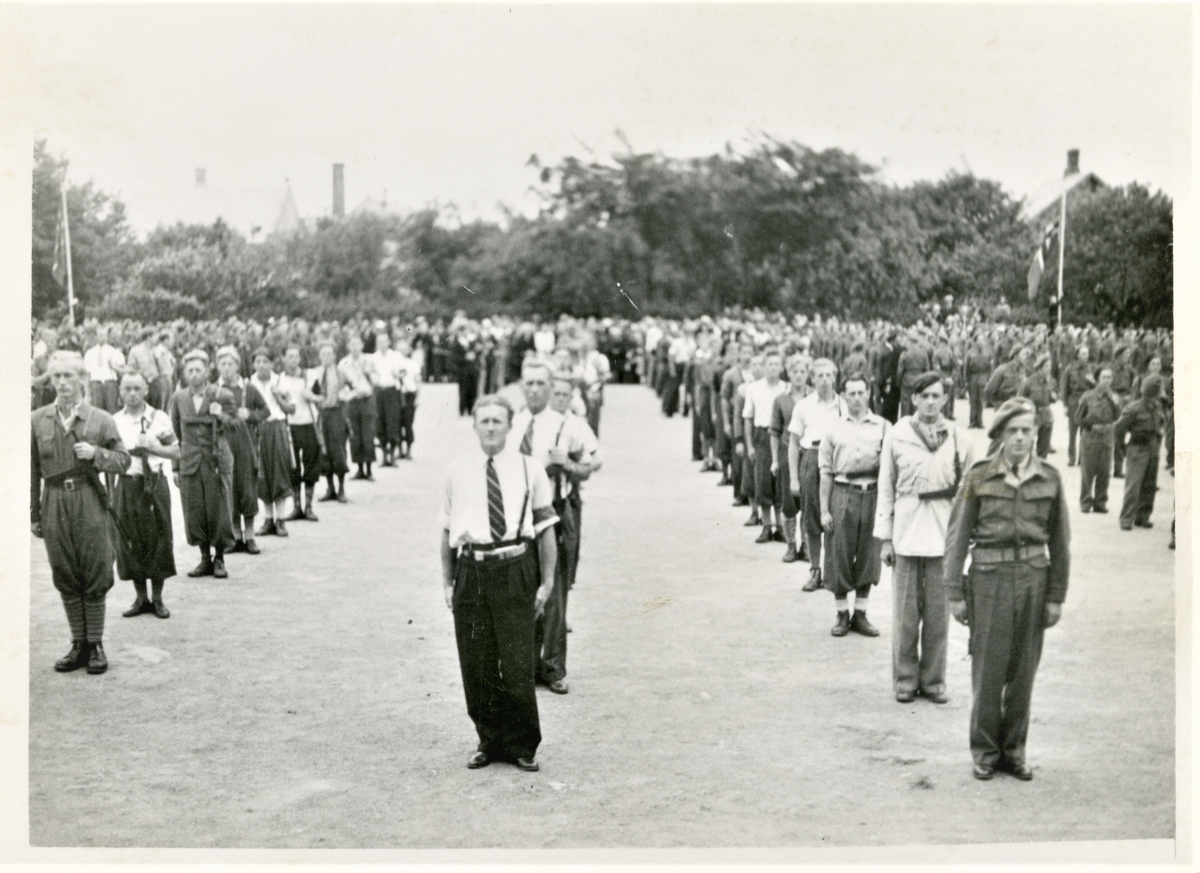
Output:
[123, 578, 150, 617]
[150, 577, 170, 619]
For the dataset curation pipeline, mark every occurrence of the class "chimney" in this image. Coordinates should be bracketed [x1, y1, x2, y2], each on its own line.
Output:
[333, 163, 345, 217]
[195, 167, 206, 187]
[1065, 149, 1080, 177]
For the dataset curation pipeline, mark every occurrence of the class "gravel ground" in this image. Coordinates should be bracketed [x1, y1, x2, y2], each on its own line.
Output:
[28, 383, 1177, 853]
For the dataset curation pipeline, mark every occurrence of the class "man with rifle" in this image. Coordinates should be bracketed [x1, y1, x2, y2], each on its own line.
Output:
[32, 351, 131, 675]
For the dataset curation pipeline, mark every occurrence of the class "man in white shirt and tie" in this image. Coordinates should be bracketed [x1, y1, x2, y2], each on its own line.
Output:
[440, 393, 557, 772]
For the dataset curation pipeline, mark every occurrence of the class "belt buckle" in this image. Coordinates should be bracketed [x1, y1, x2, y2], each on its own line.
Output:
[62, 479, 76, 492]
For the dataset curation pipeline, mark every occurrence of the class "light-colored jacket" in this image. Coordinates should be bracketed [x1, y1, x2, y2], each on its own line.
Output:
[874, 416, 973, 557]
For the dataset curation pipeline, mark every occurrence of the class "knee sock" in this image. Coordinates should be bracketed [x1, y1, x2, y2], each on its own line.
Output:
[201, 545, 212, 562]
[784, 516, 797, 545]
[835, 597, 849, 613]
[151, 577, 165, 602]
[61, 595, 86, 641]
[83, 598, 106, 643]
[131, 577, 148, 602]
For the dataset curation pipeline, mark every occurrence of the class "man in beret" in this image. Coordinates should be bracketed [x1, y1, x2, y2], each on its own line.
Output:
[1060, 345, 1096, 466]
[1076, 366, 1121, 514]
[944, 397, 1071, 781]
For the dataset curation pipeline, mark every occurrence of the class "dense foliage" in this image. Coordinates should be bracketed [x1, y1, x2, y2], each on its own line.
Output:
[32, 138, 1172, 327]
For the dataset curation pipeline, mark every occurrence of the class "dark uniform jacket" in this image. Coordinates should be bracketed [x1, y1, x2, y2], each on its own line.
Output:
[1060, 361, 1095, 408]
[943, 454, 1071, 604]
[32, 402, 131, 523]
[1077, 387, 1122, 431]
[983, 361, 1024, 406]
[1018, 373, 1056, 427]
[1113, 397, 1162, 448]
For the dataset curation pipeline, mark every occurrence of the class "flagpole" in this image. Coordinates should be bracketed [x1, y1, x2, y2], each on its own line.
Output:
[1055, 180, 1065, 328]
[61, 185, 75, 327]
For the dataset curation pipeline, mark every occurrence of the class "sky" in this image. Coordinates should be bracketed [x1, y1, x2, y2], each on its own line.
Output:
[2, 4, 1192, 236]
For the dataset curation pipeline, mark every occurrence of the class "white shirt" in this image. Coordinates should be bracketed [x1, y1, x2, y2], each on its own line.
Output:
[742, 378, 790, 430]
[788, 391, 847, 447]
[548, 411, 602, 498]
[112, 405, 174, 475]
[372, 349, 404, 389]
[394, 352, 420, 393]
[439, 447, 558, 548]
[83, 343, 125, 382]
[509, 407, 570, 471]
[278, 372, 315, 426]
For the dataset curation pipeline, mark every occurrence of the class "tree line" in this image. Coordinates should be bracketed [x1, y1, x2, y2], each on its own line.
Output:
[32, 137, 1173, 328]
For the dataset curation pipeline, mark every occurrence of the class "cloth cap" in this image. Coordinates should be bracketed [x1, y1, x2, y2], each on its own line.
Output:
[988, 397, 1037, 440]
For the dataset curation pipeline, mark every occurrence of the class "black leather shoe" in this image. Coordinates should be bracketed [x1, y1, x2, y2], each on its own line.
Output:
[467, 751, 491, 769]
[304, 506, 319, 521]
[1080, 505, 1091, 513]
[850, 610, 880, 637]
[188, 559, 214, 577]
[152, 600, 170, 619]
[921, 688, 949, 704]
[802, 569, 823, 592]
[122, 598, 149, 618]
[213, 557, 228, 579]
[831, 611, 851, 637]
[318, 489, 338, 502]
[244, 539, 261, 555]
[1113, 471, 1124, 478]
[1093, 506, 1108, 514]
[275, 520, 288, 537]
[1135, 520, 1153, 529]
[548, 679, 569, 694]
[772, 528, 787, 543]
[228, 540, 248, 553]
[999, 758, 1033, 780]
[54, 641, 88, 672]
[732, 497, 749, 507]
[337, 489, 348, 504]
[973, 763, 995, 780]
[744, 513, 761, 527]
[287, 507, 307, 522]
[754, 528, 773, 544]
[514, 756, 540, 772]
[87, 642, 108, 675]
[256, 519, 277, 537]
[717, 475, 731, 487]
[781, 544, 798, 563]
[895, 689, 916, 703]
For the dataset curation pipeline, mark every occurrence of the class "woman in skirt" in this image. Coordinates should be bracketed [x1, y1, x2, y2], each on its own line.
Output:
[313, 340, 350, 503]
[248, 347, 296, 536]
[112, 372, 179, 618]
[215, 346, 269, 553]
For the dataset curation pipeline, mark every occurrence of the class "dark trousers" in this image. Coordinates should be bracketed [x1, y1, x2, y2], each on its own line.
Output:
[1120, 438, 1160, 528]
[1066, 400, 1083, 463]
[892, 555, 947, 695]
[968, 374, 986, 428]
[399, 391, 417, 447]
[799, 448, 824, 569]
[289, 424, 322, 489]
[88, 380, 119, 413]
[452, 550, 541, 759]
[375, 386, 402, 452]
[346, 396, 376, 465]
[967, 559, 1048, 768]
[730, 437, 744, 493]
[1112, 395, 1128, 475]
[534, 515, 570, 684]
[1035, 421, 1052, 459]
[823, 483, 880, 596]
[1079, 429, 1113, 511]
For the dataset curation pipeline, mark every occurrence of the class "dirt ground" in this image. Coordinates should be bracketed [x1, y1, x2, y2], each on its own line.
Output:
[28, 383, 1178, 851]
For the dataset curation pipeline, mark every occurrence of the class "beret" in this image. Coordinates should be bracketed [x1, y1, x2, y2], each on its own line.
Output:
[988, 397, 1037, 440]
[911, 371, 945, 395]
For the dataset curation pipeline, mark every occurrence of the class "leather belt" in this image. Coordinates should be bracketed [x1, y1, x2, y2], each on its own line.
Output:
[834, 479, 877, 491]
[461, 541, 529, 562]
[43, 476, 86, 492]
[972, 544, 1048, 564]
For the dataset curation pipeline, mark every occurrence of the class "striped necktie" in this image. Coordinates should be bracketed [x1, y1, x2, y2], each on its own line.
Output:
[519, 417, 535, 456]
[486, 457, 506, 543]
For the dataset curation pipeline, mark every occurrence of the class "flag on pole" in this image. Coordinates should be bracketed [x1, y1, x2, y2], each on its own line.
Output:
[50, 194, 68, 287]
[1026, 221, 1057, 301]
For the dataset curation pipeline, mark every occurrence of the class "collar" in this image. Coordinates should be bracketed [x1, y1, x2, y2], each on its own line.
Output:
[979, 450, 1044, 483]
[55, 398, 85, 424]
[845, 410, 883, 425]
[116, 405, 153, 425]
